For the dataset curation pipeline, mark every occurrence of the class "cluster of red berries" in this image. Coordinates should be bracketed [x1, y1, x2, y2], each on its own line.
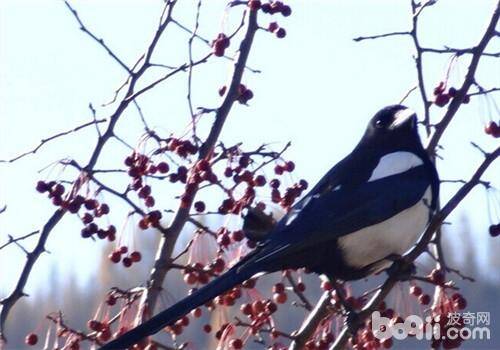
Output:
[108, 246, 142, 267]
[216, 228, 247, 248]
[36, 181, 109, 215]
[409, 284, 431, 305]
[260, 1, 292, 17]
[36, 180, 115, 241]
[138, 209, 162, 230]
[212, 33, 230, 57]
[178, 160, 218, 209]
[81, 222, 116, 241]
[166, 137, 198, 158]
[271, 282, 288, 304]
[125, 152, 166, 207]
[267, 21, 286, 38]
[271, 177, 308, 210]
[484, 121, 500, 138]
[236, 84, 254, 104]
[219, 84, 255, 104]
[428, 292, 468, 349]
[433, 82, 469, 107]
[182, 257, 225, 285]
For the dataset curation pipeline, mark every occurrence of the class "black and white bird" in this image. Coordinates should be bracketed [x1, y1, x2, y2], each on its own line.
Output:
[101, 105, 439, 349]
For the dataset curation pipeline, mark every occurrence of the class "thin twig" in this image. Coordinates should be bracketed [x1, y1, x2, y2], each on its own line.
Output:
[0, 119, 106, 163]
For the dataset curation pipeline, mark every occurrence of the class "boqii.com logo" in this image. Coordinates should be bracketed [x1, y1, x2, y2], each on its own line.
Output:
[371, 311, 491, 341]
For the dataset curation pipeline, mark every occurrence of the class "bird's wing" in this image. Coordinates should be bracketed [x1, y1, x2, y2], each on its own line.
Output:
[251, 165, 432, 267]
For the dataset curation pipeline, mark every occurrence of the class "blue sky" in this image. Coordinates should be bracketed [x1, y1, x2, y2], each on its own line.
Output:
[1, 0, 499, 297]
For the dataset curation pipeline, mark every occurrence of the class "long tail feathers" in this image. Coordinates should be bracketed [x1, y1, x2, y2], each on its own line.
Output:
[99, 264, 257, 349]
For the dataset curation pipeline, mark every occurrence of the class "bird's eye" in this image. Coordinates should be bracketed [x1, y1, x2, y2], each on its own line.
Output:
[375, 119, 385, 128]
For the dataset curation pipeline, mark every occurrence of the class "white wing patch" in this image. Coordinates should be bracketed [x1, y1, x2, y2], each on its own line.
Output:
[368, 151, 423, 182]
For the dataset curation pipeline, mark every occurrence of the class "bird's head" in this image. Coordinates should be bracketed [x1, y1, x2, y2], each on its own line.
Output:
[360, 105, 421, 153]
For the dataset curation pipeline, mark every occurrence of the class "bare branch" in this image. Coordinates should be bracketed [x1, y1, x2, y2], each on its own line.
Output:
[64, 1, 131, 73]
[0, 119, 106, 163]
[0, 231, 40, 251]
[353, 31, 411, 42]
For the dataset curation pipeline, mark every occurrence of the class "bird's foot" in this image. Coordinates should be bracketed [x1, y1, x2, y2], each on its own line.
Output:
[386, 255, 416, 281]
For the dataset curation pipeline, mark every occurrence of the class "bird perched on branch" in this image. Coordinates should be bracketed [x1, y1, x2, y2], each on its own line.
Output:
[101, 105, 439, 349]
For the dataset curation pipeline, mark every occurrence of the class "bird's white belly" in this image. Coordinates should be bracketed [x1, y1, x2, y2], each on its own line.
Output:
[338, 186, 431, 270]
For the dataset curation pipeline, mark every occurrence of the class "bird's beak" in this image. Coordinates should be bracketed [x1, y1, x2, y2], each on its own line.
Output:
[390, 108, 416, 129]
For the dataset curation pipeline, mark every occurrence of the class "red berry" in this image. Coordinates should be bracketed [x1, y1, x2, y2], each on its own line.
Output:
[274, 165, 284, 175]
[434, 93, 450, 107]
[99, 203, 110, 215]
[273, 292, 287, 304]
[87, 319, 102, 331]
[213, 38, 227, 57]
[82, 213, 93, 224]
[410, 285, 422, 296]
[109, 251, 121, 263]
[52, 183, 65, 196]
[454, 296, 467, 310]
[203, 324, 212, 333]
[429, 269, 445, 285]
[122, 257, 132, 268]
[268, 21, 279, 32]
[418, 294, 431, 305]
[84, 199, 98, 210]
[485, 121, 500, 137]
[281, 5, 291, 16]
[230, 338, 243, 349]
[266, 301, 278, 314]
[139, 185, 151, 198]
[321, 280, 332, 291]
[489, 224, 500, 237]
[184, 272, 198, 285]
[270, 179, 280, 189]
[261, 3, 271, 13]
[194, 201, 206, 213]
[285, 161, 295, 172]
[212, 258, 225, 273]
[241, 303, 253, 315]
[130, 251, 142, 262]
[145, 196, 155, 207]
[272, 283, 285, 293]
[275, 27, 286, 38]
[254, 175, 266, 186]
[299, 179, 308, 190]
[106, 295, 117, 306]
[433, 81, 445, 95]
[296, 282, 306, 292]
[36, 181, 49, 193]
[25, 333, 38, 346]
[157, 162, 169, 174]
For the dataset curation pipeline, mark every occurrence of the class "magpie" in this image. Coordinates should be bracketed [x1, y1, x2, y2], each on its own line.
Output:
[100, 105, 439, 349]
